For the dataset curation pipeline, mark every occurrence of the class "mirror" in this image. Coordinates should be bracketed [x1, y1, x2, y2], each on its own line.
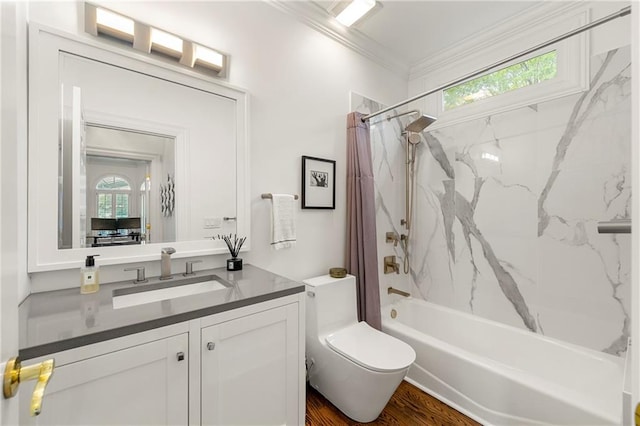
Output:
[60, 125, 176, 249]
[29, 25, 249, 271]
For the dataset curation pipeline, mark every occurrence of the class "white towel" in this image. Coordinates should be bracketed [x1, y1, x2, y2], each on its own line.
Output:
[271, 194, 296, 250]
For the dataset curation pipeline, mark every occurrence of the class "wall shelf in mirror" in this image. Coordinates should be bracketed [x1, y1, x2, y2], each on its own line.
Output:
[27, 24, 250, 272]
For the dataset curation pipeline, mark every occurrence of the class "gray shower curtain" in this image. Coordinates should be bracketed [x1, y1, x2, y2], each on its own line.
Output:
[346, 112, 381, 330]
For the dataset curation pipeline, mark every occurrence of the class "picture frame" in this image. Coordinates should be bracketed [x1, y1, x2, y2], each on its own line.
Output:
[301, 156, 336, 209]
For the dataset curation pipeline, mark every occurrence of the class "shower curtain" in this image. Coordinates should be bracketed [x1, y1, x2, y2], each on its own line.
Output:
[346, 112, 381, 330]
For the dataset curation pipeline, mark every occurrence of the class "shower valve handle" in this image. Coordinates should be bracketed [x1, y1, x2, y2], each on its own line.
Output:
[384, 256, 400, 274]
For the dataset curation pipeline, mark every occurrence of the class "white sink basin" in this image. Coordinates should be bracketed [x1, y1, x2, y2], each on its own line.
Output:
[113, 278, 229, 310]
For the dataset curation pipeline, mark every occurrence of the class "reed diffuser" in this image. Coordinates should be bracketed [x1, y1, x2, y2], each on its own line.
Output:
[216, 234, 246, 271]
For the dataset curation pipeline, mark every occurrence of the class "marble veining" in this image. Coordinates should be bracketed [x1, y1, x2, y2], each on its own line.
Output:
[353, 45, 631, 355]
[454, 188, 537, 331]
[539, 49, 627, 237]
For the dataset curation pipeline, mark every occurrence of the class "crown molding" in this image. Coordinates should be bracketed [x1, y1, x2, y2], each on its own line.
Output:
[408, 1, 587, 81]
[266, 0, 410, 78]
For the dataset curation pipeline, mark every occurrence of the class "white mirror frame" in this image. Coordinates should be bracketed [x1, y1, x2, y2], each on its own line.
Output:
[28, 24, 250, 272]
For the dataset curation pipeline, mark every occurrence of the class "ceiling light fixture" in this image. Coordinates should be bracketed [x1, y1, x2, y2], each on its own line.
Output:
[85, 3, 228, 78]
[336, 0, 376, 27]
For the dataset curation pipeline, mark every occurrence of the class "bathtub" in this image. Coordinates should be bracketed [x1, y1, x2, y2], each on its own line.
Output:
[381, 298, 625, 425]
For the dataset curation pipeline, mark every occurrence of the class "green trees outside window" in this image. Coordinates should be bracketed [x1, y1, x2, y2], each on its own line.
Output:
[443, 50, 557, 110]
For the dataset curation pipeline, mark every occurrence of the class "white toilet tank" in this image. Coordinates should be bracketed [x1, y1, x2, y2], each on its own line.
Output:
[304, 275, 358, 336]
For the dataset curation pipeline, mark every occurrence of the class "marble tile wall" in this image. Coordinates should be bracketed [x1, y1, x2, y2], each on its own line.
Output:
[352, 46, 631, 355]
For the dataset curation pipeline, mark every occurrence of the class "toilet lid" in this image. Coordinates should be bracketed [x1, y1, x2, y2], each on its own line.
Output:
[326, 322, 416, 373]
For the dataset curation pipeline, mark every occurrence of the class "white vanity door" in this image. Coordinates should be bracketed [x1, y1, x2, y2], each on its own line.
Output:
[201, 304, 300, 425]
[20, 333, 188, 425]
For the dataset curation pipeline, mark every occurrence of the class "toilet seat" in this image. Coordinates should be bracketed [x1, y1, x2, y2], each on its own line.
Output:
[326, 322, 416, 373]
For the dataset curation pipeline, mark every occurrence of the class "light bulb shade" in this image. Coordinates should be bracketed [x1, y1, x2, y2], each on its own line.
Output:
[96, 7, 135, 42]
[336, 0, 376, 27]
[194, 45, 225, 72]
[151, 28, 184, 58]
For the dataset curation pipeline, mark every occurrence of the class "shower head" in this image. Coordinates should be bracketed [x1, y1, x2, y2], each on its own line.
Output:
[405, 114, 437, 133]
[407, 133, 421, 145]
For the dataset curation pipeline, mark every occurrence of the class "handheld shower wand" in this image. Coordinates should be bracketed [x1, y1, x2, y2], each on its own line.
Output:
[387, 110, 437, 274]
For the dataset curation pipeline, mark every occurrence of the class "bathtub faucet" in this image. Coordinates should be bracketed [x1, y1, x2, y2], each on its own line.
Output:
[388, 287, 410, 297]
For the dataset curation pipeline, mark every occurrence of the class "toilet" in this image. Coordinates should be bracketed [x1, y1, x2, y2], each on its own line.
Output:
[304, 274, 416, 422]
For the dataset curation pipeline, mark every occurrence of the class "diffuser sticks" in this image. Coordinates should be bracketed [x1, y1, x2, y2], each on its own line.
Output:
[216, 234, 246, 258]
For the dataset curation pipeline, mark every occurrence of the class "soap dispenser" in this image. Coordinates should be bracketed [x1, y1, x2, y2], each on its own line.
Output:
[81, 255, 100, 294]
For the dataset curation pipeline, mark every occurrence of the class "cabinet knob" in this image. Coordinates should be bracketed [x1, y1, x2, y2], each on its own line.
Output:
[176, 352, 185, 361]
[206, 342, 215, 351]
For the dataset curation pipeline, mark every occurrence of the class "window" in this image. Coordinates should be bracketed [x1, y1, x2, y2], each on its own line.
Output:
[443, 51, 557, 111]
[96, 175, 131, 218]
[97, 193, 113, 218]
[434, 29, 587, 128]
[114, 193, 129, 218]
[96, 176, 131, 190]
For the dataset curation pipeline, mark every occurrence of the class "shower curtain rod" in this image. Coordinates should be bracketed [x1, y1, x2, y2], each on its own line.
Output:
[361, 6, 631, 123]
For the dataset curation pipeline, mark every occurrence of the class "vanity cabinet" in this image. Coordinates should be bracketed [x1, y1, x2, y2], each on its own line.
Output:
[19, 328, 189, 425]
[201, 303, 300, 425]
[19, 293, 305, 425]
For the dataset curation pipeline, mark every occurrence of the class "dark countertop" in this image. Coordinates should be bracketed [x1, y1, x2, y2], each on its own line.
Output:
[19, 265, 304, 360]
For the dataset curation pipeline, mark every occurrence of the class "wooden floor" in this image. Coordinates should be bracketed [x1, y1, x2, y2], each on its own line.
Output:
[306, 380, 480, 425]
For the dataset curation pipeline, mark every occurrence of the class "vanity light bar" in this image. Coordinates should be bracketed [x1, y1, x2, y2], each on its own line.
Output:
[85, 3, 228, 78]
[336, 0, 376, 27]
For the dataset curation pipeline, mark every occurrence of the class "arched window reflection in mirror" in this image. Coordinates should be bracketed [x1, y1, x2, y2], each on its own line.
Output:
[95, 175, 131, 218]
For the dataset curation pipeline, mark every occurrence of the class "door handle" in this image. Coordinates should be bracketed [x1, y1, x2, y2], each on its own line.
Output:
[3, 357, 55, 416]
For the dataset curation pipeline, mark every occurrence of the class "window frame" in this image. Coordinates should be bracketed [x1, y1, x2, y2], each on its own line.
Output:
[95, 174, 132, 219]
[432, 19, 588, 128]
[442, 50, 559, 111]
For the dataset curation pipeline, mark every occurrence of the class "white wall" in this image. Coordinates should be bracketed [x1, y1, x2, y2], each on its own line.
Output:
[21, 1, 407, 292]
[1, 2, 29, 307]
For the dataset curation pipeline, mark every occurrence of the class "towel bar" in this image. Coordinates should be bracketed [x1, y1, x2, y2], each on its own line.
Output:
[261, 193, 299, 200]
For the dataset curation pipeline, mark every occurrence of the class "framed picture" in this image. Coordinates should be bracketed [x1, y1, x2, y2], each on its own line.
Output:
[301, 156, 336, 209]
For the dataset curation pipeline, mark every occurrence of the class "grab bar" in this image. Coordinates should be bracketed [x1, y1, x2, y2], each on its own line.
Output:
[387, 287, 410, 297]
[597, 219, 631, 234]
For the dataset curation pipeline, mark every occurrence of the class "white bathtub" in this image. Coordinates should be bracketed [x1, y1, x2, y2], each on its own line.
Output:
[381, 298, 625, 425]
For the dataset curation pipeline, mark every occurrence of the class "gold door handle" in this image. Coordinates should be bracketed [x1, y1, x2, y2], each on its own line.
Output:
[3, 356, 55, 416]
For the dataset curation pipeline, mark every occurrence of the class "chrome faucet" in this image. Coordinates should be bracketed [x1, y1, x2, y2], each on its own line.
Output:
[160, 247, 176, 280]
